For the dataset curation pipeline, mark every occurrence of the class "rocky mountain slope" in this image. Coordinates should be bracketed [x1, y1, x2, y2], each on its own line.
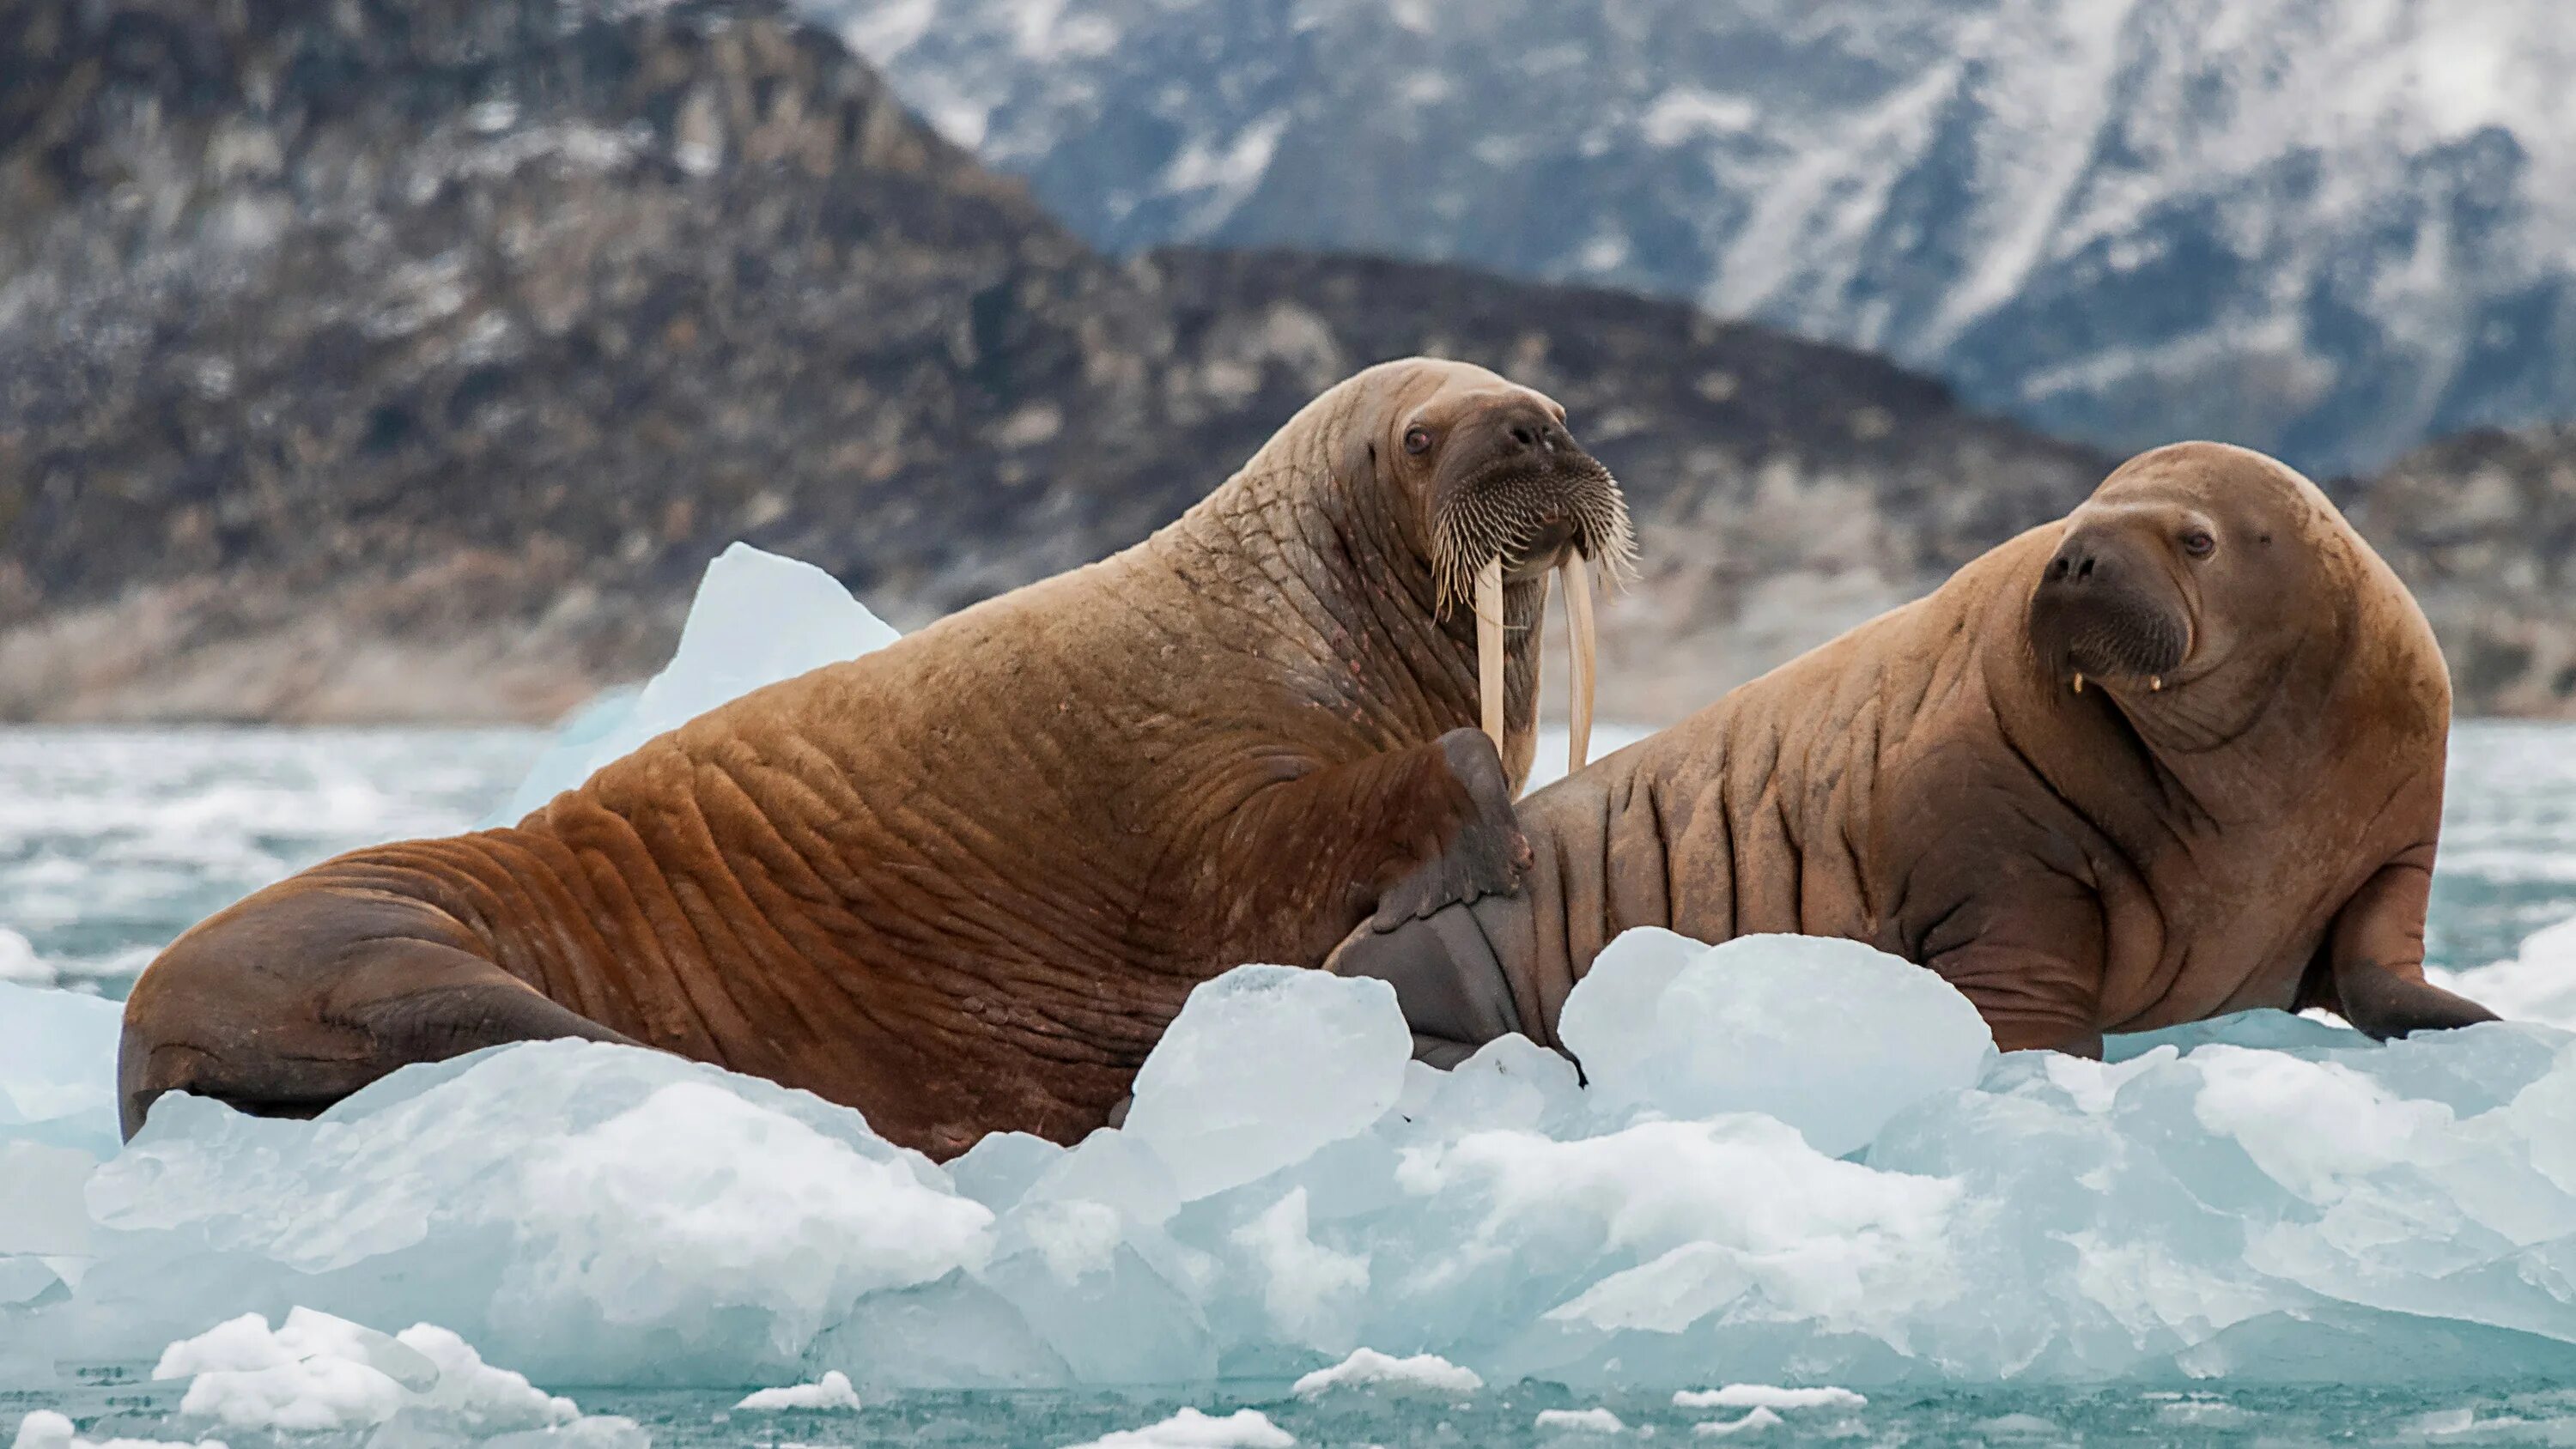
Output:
[0, 0, 2115, 724]
[823, 0, 2576, 477]
[0, 0, 2566, 724]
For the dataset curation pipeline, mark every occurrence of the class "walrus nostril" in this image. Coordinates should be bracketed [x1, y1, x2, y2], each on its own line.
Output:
[2076, 556, 2096, 580]
[1509, 422, 1540, 448]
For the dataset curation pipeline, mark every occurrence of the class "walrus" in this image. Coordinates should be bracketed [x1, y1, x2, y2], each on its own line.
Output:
[119, 358, 1635, 1155]
[1328, 441, 2498, 1063]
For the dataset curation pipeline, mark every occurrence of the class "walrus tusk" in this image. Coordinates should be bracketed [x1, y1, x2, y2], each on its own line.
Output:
[2073, 672, 2085, 694]
[1476, 558, 1506, 757]
[1564, 554, 1596, 775]
[2150, 675, 2164, 692]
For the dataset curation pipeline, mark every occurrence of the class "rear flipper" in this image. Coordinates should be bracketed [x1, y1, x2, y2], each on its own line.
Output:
[119, 886, 638, 1139]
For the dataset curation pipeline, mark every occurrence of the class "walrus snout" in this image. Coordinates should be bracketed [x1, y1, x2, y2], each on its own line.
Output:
[2029, 524, 2194, 688]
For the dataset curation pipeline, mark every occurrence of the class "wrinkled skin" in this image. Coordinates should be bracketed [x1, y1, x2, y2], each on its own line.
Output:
[1331, 443, 2498, 1063]
[120, 358, 1632, 1156]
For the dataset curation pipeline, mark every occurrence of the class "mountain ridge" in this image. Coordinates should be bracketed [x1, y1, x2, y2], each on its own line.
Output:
[3, 0, 2572, 724]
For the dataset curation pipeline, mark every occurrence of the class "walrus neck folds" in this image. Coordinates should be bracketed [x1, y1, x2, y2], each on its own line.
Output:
[1165, 412, 1548, 780]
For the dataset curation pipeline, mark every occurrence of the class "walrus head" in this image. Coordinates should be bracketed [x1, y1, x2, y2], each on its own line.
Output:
[2026, 441, 2343, 746]
[1365, 360, 1634, 773]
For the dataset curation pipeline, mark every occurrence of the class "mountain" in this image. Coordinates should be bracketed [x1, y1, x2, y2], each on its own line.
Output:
[0, 0, 2112, 725]
[1, 0, 2567, 727]
[819, 0, 2576, 477]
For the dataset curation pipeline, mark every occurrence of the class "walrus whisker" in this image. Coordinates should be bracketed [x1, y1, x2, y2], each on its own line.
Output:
[1564, 553, 1596, 775]
[1476, 558, 1506, 757]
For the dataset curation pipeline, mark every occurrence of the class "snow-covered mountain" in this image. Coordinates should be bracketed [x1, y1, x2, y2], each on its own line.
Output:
[819, 0, 2576, 474]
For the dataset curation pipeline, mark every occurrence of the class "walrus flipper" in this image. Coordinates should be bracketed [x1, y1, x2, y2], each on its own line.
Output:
[2319, 853, 2498, 1040]
[1328, 902, 1528, 1066]
[119, 886, 639, 1139]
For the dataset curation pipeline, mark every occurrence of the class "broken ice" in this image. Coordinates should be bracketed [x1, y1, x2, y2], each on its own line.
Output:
[15, 922, 2576, 1390]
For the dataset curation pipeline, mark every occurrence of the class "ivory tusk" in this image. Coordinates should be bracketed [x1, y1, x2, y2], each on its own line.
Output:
[1476, 558, 1506, 758]
[1564, 554, 1596, 776]
[2073, 672, 2085, 694]
[2149, 675, 2163, 692]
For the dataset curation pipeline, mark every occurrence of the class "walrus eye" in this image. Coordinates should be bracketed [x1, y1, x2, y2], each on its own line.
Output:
[1403, 426, 1433, 456]
[2182, 529, 2216, 559]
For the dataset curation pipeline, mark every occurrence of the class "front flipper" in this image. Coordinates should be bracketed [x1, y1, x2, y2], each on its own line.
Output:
[2318, 852, 2499, 1039]
[1327, 903, 1528, 1065]
[1917, 878, 2108, 1058]
[1370, 728, 1532, 928]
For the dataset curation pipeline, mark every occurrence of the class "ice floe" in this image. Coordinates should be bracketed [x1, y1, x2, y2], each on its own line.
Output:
[146, 1308, 601, 1438]
[1062, 1407, 1292, 1448]
[1291, 1347, 1482, 1397]
[733, 1371, 860, 1411]
[14, 923, 2576, 1390]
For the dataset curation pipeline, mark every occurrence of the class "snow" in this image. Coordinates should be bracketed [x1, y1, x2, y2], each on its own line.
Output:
[485, 543, 897, 824]
[734, 1370, 860, 1411]
[1062, 1407, 1292, 1449]
[1674, 1385, 1865, 1411]
[1291, 1348, 1482, 1397]
[1536, 1406, 1627, 1434]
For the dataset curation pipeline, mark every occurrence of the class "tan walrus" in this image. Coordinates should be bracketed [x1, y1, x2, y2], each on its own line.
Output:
[1329, 441, 2498, 1060]
[119, 358, 1635, 1155]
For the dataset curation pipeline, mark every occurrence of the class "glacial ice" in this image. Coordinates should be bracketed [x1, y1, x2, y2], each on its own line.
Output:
[1062, 1407, 1293, 1449]
[147, 1309, 594, 1438]
[1692, 1407, 1782, 1437]
[732, 1371, 860, 1411]
[483, 543, 899, 825]
[1535, 1406, 1627, 1434]
[1291, 1347, 1482, 1397]
[1673, 1385, 1865, 1411]
[12, 921, 2576, 1391]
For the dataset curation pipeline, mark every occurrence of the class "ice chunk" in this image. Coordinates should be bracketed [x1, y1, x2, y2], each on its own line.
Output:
[1674, 1385, 1864, 1411]
[152, 1308, 584, 1436]
[0, 926, 52, 985]
[1063, 1407, 1292, 1448]
[2432, 912, 2576, 1032]
[733, 1371, 860, 1411]
[21, 930, 2576, 1391]
[1560, 931, 1995, 1154]
[70, 1043, 990, 1384]
[1121, 967, 1410, 1202]
[7, 1410, 224, 1449]
[1536, 1407, 1626, 1434]
[488, 543, 901, 823]
[0, 981, 124, 1155]
[1291, 1346, 1482, 1397]
[1693, 1409, 1782, 1438]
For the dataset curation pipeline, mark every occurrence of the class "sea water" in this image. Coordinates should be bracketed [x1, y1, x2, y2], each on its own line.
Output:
[9, 723, 2576, 1446]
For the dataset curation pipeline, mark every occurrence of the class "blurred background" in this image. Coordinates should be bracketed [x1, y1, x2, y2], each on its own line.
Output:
[7, 0, 2576, 994]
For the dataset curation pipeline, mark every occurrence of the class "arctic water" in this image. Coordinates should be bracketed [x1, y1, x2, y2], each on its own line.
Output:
[14, 558, 2576, 1446]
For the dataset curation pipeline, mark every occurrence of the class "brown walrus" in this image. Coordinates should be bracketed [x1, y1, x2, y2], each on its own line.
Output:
[119, 357, 1636, 1155]
[1328, 441, 2498, 1061]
